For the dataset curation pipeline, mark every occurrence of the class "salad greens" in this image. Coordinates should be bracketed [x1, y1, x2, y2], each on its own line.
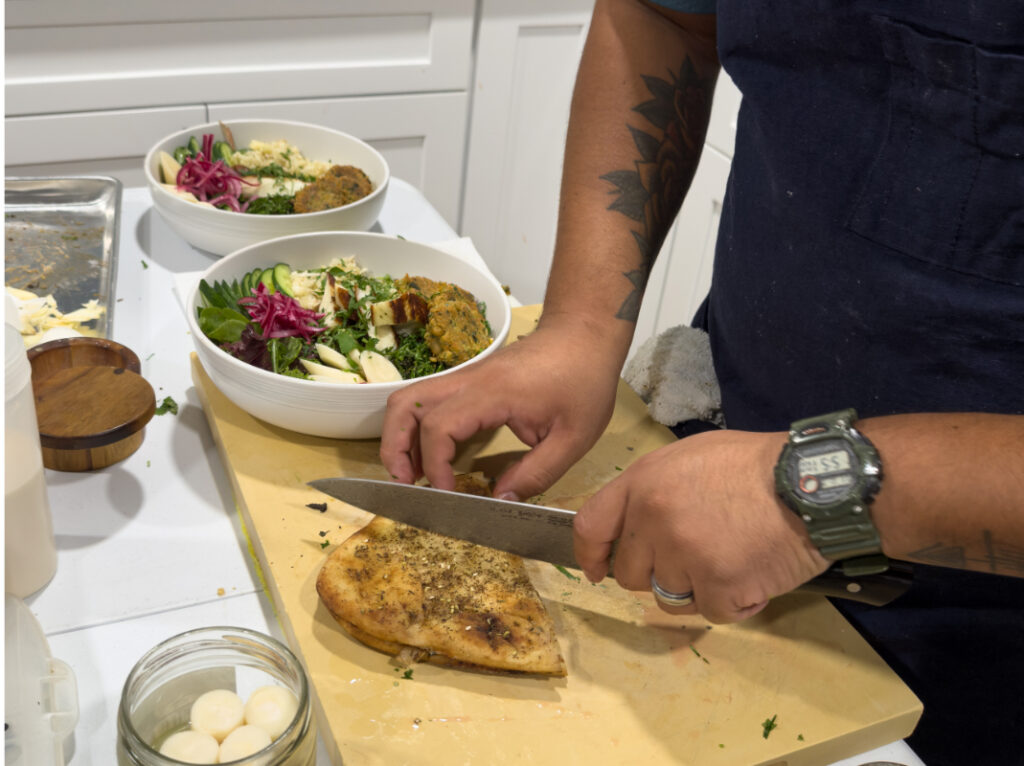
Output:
[154, 396, 179, 416]
[196, 258, 487, 383]
[160, 131, 321, 215]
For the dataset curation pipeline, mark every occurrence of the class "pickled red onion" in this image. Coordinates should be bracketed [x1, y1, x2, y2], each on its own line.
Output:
[239, 283, 325, 341]
[175, 133, 257, 212]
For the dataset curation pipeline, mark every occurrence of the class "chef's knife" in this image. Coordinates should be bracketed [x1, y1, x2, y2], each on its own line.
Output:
[308, 477, 913, 606]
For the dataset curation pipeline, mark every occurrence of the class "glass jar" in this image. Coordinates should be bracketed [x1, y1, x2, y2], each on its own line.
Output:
[117, 627, 316, 766]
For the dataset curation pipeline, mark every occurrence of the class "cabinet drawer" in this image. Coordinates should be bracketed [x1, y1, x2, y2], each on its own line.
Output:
[5, 106, 208, 186]
[6, 94, 468, 230]
[210, 92, 468, 228]
[5, 0, 473, 116]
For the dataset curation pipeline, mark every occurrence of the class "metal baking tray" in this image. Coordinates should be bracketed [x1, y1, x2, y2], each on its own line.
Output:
[5, 176, 122, 338]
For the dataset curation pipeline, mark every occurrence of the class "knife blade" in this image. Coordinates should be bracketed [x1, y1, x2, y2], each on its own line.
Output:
[308, 477, 913, 606]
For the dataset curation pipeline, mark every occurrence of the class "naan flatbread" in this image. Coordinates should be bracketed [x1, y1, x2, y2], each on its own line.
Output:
[316, 476, 566, 677]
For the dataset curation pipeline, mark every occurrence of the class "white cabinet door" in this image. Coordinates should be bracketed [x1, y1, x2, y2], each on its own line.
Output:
[460, 0, 595, 303]
[629, 144, 731, 364]
[5, 0, 473, 115]
[462, 7, 740, 317]
[210, 93, 468, 229]
[705, 71, 741, 159]
[5, 106, 208, 185]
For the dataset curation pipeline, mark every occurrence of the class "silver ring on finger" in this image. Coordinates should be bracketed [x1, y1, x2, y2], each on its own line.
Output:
[650, 574, 694, 607]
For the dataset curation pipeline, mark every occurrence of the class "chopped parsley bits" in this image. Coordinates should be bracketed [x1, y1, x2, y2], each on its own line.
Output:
[554, 565, 581, 582]
[320, 540, 331, 549]
[154, 396, 178, 415]
[762, 714, 778, 739]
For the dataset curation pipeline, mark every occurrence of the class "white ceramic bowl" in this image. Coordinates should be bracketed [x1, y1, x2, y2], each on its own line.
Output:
[145, 120, 390, 256]
[187, 231, 511, 439]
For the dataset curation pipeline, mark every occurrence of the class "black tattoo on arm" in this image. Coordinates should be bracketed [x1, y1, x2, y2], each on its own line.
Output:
[600, 56, 714, 321]
[908, 531, 1024, 575]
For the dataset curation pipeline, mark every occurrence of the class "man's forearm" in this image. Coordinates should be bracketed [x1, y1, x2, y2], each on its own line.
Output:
[859, 413, 1024, 577]
[541, 0, 719, 368]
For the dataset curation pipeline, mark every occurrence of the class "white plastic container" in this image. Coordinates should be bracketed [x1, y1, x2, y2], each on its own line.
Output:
[5, 295, 58, 597]
[4, 594, 79, 765]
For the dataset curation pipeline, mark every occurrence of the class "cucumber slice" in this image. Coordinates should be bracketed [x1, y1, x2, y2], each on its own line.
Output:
[187, 136, 201, 157]
[240, 271, 252, 296]
[259, 268, 276, 293]
[271, 263, 294, 297]
[213, 141, 234, 164]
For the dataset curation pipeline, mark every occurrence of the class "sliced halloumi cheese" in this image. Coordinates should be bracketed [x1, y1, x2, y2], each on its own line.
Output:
[239, 176, 307, 200]
[369, 293, 429, 327]
[316, 285, 338, 327]
[368, 322, 397, 351]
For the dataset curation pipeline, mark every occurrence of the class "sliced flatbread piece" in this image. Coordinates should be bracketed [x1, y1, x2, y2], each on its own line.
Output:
[316, 477, 566, 677]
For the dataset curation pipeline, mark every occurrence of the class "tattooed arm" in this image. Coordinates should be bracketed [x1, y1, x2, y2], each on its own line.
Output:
[857, 413, 1024, 578]
[542, 0, 719, 361]
[381, 1, 719, 496]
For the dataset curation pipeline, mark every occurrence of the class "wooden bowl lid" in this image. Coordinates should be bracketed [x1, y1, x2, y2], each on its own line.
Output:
[28, 338, 156, 451]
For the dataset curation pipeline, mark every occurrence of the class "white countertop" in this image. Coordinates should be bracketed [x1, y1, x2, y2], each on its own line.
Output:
[20, 180, 924, 766]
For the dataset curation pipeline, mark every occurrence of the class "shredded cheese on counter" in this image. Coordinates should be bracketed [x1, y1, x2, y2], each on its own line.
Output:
[5, 286, 105, 347]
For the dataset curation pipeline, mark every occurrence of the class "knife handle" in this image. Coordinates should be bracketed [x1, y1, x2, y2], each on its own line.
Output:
[796, 560, 914, 606]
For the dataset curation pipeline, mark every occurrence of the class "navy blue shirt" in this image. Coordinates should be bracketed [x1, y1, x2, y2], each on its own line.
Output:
[706, 2, 1024, 430]
[650, 2, 1024, 764]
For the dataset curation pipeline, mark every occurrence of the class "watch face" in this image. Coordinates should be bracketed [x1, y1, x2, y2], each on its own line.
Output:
[786, 439, 858, 507]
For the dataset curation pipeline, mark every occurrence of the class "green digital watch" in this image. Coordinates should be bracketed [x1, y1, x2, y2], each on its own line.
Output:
[774, 408, 890, 577]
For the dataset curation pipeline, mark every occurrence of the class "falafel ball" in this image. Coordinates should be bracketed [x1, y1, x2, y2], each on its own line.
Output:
[294, 165, 374, 213]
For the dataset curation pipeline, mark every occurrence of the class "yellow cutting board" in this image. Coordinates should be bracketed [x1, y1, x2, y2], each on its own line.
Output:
[191, 305, 921, 766]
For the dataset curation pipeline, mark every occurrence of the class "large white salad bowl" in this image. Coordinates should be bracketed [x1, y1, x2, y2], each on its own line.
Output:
[187, 231, 511, 439]
[145, 119, 389, 256]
